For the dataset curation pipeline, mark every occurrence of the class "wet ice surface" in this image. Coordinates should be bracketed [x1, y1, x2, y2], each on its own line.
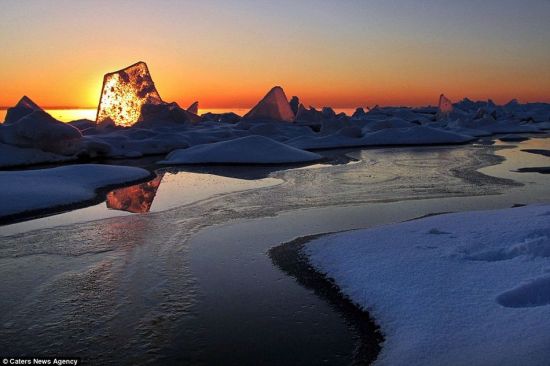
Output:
[1, 137, 549, 365]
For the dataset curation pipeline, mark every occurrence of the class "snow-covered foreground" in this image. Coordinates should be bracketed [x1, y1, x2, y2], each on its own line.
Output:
[306, 205, 550, 366]
[0, 164, 151, 219]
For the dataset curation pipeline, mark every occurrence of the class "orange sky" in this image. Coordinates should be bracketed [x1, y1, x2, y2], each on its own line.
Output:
[1, 1, 549, 109]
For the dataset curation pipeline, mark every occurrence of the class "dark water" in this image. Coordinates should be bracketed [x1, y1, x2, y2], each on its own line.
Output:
[1, 137, 549, 365]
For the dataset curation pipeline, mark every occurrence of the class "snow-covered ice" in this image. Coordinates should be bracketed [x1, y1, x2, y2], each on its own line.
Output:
[3, 95, 42, 124]
[0, 164, 151, 219]
[306, 204, 550, 366]
[159, 135, 322, 165]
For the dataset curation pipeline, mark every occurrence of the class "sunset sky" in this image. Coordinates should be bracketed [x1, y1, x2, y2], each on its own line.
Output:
[1, 0, 549, 109]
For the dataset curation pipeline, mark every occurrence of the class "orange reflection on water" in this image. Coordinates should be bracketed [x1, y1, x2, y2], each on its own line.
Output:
[106, 174, 164, 213]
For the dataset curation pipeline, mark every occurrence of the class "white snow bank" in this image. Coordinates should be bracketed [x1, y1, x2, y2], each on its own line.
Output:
[306, 205, 550, 366]
[159, 135, 321, 165]
[0, 164, 151, 218]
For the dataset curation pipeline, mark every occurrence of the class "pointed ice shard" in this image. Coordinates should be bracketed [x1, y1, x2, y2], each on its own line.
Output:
[4, 96, 43, 124]
[187, 101, 199, 115]
[243, 86, 295, 122]
[437, 94, 453, 119]
[96, 61, 163, 127]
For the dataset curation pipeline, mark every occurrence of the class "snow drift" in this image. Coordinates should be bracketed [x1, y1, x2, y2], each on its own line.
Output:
[306, 204, 550, 366]
[159, 135, 322, 165]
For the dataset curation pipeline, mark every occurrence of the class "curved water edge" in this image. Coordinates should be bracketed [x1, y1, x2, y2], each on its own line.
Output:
[269, 234, 383, 365]
[0, 137, 549, 364]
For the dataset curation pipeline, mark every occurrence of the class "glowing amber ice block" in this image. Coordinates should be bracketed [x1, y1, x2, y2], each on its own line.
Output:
[96, 61, 163, 127]
[106, 174, 164, 213]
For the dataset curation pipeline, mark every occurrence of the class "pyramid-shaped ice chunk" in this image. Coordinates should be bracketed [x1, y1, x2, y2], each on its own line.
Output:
[244, 86, 295, 122]
[96, 61, 163, 127]
[4, 96, 43, 124]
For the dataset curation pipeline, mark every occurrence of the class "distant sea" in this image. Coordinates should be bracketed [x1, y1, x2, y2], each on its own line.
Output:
[0, 107, 358, 123]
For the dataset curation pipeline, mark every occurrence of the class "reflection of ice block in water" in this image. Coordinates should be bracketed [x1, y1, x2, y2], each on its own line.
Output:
[96, 61, 163, 127]
[437, 94, 453, 119]
[106, 173, 164, 213]
[244, 86, 295, 122]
